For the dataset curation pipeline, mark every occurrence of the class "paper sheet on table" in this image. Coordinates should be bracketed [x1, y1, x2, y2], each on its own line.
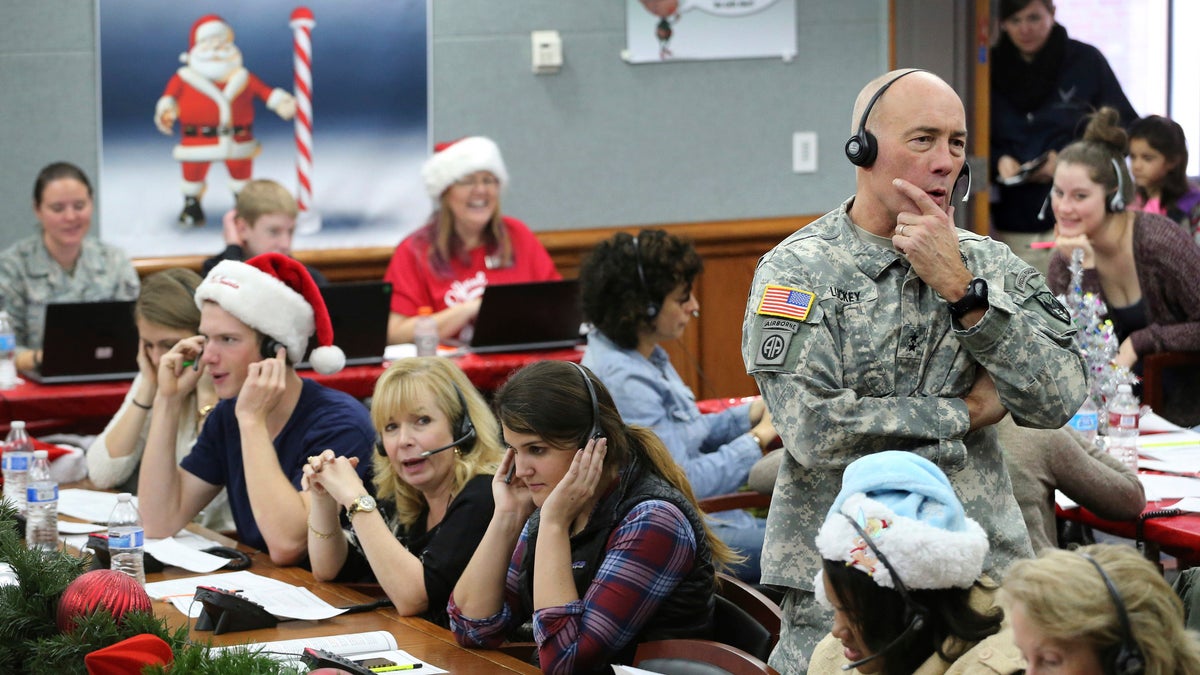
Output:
[58, 521, 106, 534]
[145, 570, 346, 620]
[1138, 430, 1200, 451]
[1137, 459, 1200, 476]
[614, 666, 666, 675]
[1138, 474, 1200, 501]
[1169, 497, 1200, 513]
[144, 537, 230, 573]
[1055, 490, 1079, 510]
[1140, 411, 1187, 433]
[211, 631, 449, 674]
[66, 528, 225, 566]
[57, 489, 138, 522]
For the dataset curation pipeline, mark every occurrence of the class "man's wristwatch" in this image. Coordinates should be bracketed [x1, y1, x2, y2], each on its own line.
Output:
[346, 495, 377, 523]
[947, 277, 989, 320]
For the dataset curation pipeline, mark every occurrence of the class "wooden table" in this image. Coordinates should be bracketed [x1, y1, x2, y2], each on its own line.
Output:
[148, 531, 539, 673]
[0, 347, 584, 436]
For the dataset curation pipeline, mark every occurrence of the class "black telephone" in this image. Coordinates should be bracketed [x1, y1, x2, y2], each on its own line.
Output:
[300, 648, 376, 675]
[193, 585, 278, 635]
[260, 338, 286, 360]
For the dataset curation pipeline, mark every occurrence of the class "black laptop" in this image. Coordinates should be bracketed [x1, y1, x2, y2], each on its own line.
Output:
[466, 279, 585, 353]
[301, 281, 392, 368]
[23, 300, 139, 384]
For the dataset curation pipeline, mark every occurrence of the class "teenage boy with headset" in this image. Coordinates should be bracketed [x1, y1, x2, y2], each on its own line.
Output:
[138, 253, 374, 564]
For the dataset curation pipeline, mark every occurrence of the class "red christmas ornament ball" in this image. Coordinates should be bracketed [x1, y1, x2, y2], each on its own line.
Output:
[56, 569, 153, 632]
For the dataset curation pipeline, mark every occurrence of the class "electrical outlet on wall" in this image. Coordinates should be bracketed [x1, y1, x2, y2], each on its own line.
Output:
[793, 131, 817, 173]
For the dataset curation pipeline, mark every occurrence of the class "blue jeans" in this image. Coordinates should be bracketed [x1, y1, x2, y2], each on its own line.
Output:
[708, 513, 767, 583]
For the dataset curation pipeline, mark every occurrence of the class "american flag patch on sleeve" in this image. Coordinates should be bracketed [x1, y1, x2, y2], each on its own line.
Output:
[756, 284, 815, 321]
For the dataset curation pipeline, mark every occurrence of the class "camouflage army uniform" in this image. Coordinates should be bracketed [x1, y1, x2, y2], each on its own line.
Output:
[741, 199, 1086, 672]
[0, 234, 140, 352]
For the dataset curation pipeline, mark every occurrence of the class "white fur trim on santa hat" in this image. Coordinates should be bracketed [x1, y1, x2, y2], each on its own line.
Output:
[815, 492, 988, 592]
[421, 136, 508, 199]
[194, 260, 314, 365]
[193, 17, 231, 47]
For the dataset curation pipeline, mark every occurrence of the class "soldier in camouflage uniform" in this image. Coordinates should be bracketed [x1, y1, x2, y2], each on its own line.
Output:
[741, 70, 1087, 673]
[0, 162, 140, 373]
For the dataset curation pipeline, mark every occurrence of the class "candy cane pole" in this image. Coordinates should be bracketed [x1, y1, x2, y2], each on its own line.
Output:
[289, 7, 321, 234]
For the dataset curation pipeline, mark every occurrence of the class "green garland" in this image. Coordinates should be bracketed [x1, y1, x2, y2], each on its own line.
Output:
[0, 500, 306, 674]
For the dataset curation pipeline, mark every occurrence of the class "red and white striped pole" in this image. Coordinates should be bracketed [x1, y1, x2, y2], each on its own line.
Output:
[289, 7, 321, 234]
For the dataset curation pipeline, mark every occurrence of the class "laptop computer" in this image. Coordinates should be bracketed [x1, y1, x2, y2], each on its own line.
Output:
[22, 300, 140, 384]
[300, 281, 392, 368]
[466, 279, 585, 354]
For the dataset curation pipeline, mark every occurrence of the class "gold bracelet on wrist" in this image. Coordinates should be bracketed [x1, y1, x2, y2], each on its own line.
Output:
[307, 518, 336, 539]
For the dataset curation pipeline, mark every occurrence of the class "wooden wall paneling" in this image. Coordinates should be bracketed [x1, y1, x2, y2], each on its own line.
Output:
[131, 214, 812, 399]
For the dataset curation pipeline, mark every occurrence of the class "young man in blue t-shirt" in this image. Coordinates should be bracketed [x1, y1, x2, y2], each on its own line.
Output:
[138, 253, 374, 565]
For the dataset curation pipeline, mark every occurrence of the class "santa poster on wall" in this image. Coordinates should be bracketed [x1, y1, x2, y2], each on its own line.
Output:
[153, 14, 298, 228]
[98, 1, 429, 258]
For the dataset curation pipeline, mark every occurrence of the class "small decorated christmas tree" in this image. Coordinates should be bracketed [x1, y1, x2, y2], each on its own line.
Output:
[1061, 248, 1138, 427]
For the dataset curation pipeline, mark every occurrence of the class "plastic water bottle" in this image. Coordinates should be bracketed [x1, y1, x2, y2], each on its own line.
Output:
[25, 450, 58, 552]
[1068, 395, 1100, 444]
[107, 493, 145, 585]
[0, 309, 17, 390]
[414, 306, 438, 357]
[2, 421, 33, 515]
[1106, 384, 1140, 473]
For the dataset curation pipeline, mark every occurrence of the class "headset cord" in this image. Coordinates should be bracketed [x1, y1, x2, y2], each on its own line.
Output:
[1135, 508, 1182, 558]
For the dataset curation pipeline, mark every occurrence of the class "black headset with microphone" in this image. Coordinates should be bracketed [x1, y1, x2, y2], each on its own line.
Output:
[1080, 553, 1146, 675]
[1038, 156, 1128, 221]
[260, 338, 287, 361]
[844, 68, 972, 204]
[375, 384, 477, 458]
[631, 235, 660, 319]
[568, 361, 603, 446]
[838, 513, 930, 672]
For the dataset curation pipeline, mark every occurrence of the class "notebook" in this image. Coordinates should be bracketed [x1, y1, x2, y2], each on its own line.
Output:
[22, 300, 140, 384]
[301, 281, 392, 368]
[466, 279, 584, 353]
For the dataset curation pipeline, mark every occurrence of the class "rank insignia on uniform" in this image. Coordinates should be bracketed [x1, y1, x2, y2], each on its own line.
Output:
[1034, 290, 1070, 324]
[757, 284, 815, 321]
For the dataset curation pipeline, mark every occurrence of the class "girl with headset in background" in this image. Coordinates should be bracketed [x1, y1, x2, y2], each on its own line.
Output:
[578, 229, 778, 583]
[1004, 544, 1200, 675]
[87, 268, 232, 532]
[303, 357, 502, 627]
[448, 360, 735, 674]
[1127, 115, 1200, 240]
[1047, 107, 1200, 428]
[807, 451, 1022, 675]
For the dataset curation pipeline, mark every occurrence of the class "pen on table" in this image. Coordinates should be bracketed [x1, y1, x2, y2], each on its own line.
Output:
[370, 665, 422, 672]
[1029, 241, 1058, 249]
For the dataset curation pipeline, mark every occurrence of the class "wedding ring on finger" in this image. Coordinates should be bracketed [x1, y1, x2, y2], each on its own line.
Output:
[897, 224, 906, 236]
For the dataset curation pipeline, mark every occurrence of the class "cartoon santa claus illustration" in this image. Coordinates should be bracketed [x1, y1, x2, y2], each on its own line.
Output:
[154, 15, 296, 227]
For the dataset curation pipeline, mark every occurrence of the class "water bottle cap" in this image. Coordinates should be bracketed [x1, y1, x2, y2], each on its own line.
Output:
[418, 306, 433, 316]
[117, 492, 132, 501]
[33, 450, 47, 459]
[11, 421, 24, 430]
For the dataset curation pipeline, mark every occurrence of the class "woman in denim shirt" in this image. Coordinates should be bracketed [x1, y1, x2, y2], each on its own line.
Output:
[579, 229, 777, 582]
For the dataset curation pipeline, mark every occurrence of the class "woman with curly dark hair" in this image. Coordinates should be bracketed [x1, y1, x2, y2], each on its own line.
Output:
[578, 229, 777, 582]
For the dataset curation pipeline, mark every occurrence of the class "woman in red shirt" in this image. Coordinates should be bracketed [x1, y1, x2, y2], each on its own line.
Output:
[385, 137, 559, 345]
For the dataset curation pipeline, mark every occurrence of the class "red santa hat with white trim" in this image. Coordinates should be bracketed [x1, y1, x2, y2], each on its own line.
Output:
[420, 136, 508, 199]
[194, 253, 345, 374]
[180, 14, 233, 63]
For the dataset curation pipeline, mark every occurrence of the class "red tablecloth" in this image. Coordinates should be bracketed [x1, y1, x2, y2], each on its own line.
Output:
[0, 347, 584, 436]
